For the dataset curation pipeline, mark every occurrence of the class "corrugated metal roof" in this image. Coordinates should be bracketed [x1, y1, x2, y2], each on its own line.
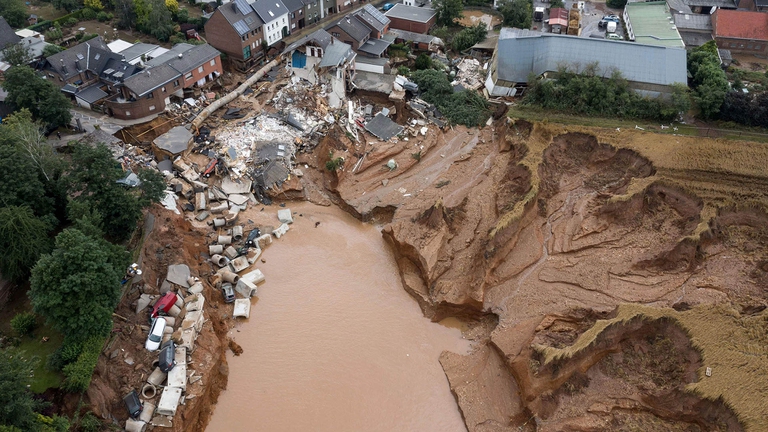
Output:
[495, 28, 687, 87]
[357, 38, 391, 56]
[384, 4, 436, 23]
[625, 1, 684, 48]
[318, 40, 355, 67]
[673, 13, 711, 31]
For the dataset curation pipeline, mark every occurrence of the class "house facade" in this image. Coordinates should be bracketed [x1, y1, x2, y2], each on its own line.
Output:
[384, 4, 436, 34]
[303, 0, 324, 26]
[283, 0, 306, 31]
[711, 9, 768, 55]
[251, 0, 291, 46]
[205, 0, 266, 71]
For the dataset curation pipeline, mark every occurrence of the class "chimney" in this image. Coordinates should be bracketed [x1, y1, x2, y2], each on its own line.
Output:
[178, 53, 183, 58]
[60, 58, 68, 74]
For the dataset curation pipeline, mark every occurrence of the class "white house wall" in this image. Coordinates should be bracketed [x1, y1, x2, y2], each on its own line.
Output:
[264, 13, 290, 46]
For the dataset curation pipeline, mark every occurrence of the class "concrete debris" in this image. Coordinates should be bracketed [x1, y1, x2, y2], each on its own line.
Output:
[364, 113, 404, 141]
[210, 202, 229, 214]
[273, 223, 290, 238]
[166, 264, 191, 288]
[228, 194, 249, 206]
[185, 294, 205, 313]
[161, 191, 180, 214]
[256, 234, 273, 249]
[241, 269, 265, 286]
[195, 211, 210, 221]
[229, 256, 250, 273]
[277, 208, 293, 224]
[220, 176, 252, 195]
[195, 192, 206, 211]
[138, 402, 155, 423]
[157, 386, 182, 416]
[217, 235, 233, 245]
[136, 294, 154, 314]
[125, 418, 147, 432]
[246, 248, 262, 264]
[209, 245, 224, 255]
[167, 361, 187, 391]
[224, 246, 239, 260]
[452, 58, 484, 91]
[232, 225, 244, 241]
[150, 416, 173, 428]
[190, 375, 202, 384]
[233, 299, 251, 319]
[211, 254, 229, 267]
[235, 278, 257, 298]
[147, 367, 167, 386]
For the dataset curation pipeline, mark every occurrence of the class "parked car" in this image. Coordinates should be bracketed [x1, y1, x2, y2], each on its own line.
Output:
[123, 390, 143, 418]
[151, 292, 177, 319]
[598, 15, 620, 28]
[145, 317, 167, 351]
[221, 283, 236, 303]
[244, 228, 261, 248]
[603, 14, 620, 21]
[534, 7, 545, 22]
[606, 21, 617, 33]
[382, 3, 394, 10]
[158, 340, 176, 373]
[606, 33, 622, 40]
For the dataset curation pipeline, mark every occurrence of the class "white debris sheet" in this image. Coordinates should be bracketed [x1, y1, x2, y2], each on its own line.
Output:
[233, 299, 251, 318]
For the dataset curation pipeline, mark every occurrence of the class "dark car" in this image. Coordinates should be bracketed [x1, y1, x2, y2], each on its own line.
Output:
[158, 340, 176, 373]
[123, 390, 143, 418]
[244, 228, 261, 248]
[221, 283, 236, 303]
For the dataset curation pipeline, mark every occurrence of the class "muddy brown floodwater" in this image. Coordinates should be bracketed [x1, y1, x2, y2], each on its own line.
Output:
[206, 202, 471, 432]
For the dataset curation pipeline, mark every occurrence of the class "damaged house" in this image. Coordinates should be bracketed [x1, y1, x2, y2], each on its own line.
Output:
[326, 5, 391, 73]
[43, 39, 222, 119]
[283, 29, 356, 108]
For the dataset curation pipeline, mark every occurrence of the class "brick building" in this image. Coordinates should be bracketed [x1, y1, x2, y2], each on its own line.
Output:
[384, 4, 436, 34]
[711, 9, 768, 56]
[205, 0, 266, 72]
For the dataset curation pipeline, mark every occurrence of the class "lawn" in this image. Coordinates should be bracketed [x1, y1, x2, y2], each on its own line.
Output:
[25, 0, 68, 23]
[16, 322, 64, 393]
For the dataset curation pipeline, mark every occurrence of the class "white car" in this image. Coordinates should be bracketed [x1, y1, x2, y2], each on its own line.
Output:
[145, 317, 167, 351]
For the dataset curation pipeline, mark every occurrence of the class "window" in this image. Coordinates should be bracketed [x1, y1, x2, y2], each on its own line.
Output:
[747, 43, 753, 49]
[210, 59, 216, 66]
[125, 111, 131, 116]
[292, 23, 296, 29]
[198, 66, 204, 73]
[174, 80, 180, 87]
[185, 72, 193, 80]
[291, 12, 295, 18]
[332, 32, 340, 37]
[282, 18, 286, 23]
[244, 45, 251, 59]
[147, 92, 154, 99]
[162, 87, 166, 92]
[149, 105, 155, 111]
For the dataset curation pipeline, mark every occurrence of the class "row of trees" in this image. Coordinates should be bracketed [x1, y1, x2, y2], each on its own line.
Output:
[0, 107, 164, 429]
[523, 65, 690, 121]
[687, 41, 729, 119]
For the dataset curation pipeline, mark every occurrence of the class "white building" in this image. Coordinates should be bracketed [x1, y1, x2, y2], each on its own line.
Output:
[251, 0, 291, 46]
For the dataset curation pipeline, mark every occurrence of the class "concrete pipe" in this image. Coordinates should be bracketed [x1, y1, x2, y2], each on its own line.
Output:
[221, 270, 240, 284]
[218, 235, 232, 245]
[213, 218, 226, 227]
[164, 316, 176, 327]
[210, 202, 229, 214]
[168, 305, 182, 318]
[211, 254, 229, 267]
[151, 360, 160, 370]
[209, 244, 224, 255]
[174, 294, 184, 309]
[186, 277, 197, 286]
[147, 367, 167, 386]
[232, 225, 244, 241]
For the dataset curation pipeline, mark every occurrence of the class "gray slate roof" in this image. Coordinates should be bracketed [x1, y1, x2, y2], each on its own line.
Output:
[318, 40, 355, 67]
[365, 113, 403, 141]
[0, 17, 20, 49]
[282, 0, 305, 13]
[332, 15, 371, 43]
[219, 0, 264, 36]
[282, 28, 333, 54]
[678, 30, 713, 47]
[251, 0, 289, 23]
[666, 0, 692, 13]
[673, 13, 711, 31]
[384, 4, 436, 23]
[154, 126, 192, 155]
[145, 43, 194, 67]
[124, 63, 181, 97]
[357, 38, 391, 56]
[119, 43, 160, 62]
[164, 44, 220, 75]
[75, 85, 108, 104]
[495, 28, 687, 88]
[385, 28, 443, 45]
[355, 5, 390, 33]
[683, 0, 735, 7]
[45, 37, 124, 81]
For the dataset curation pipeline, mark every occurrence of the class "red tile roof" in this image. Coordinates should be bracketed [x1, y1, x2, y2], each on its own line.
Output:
[549, 8, 569, 27]
[713, 9, 768, 41]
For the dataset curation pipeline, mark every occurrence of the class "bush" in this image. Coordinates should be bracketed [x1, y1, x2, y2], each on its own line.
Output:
[410, 69, 491, 126]
[325, 152, 344, 172]
[48, 339, 83, 371]
[81, 8, 97, 20]
[414, 53, 433, 70]
[62, 336, 103, 393]
[62, 17, 79, 27]
[397, 66, 410, 76]
[78, 412, 101, 432]
[10, 313, 37, 337]
[451, 23, 488, 52]
[96, 11, 110, 21]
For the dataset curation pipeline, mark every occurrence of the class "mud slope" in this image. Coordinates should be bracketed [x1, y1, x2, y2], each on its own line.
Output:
[327, 119, 768, 431]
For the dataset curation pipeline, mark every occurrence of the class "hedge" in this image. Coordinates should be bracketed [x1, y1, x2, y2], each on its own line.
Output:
[61, 336, 104, 393]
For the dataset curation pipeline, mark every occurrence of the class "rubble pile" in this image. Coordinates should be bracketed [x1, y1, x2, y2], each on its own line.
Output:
[452, 58, 485, 92]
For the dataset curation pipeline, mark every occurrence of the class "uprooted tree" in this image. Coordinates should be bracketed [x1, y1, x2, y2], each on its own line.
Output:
[410, 69, 491, 127]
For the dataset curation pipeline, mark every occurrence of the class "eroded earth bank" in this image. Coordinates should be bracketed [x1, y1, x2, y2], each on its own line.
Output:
[306, 119, 768, 431]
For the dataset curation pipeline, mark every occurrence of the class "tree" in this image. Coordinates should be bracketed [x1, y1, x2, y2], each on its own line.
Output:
[166, 0, 179, 12]
[0, 206, 52, 283]
[0, 145, 55, 220]
[433, 0, 463, 27]
[687, 42, 727, 119]
[52, 0, 83, 12]
[2, 110, 62, 182]
[66, 143, 164, 241]
[0, 348, 43, 430]
[415, 53, 433, 70]
[1, 44, 32, 67]
[550, 0, 564, 8]
[451, 23, 488, 51]
[145, 0, 175, 41]
[30, 227, 127, 342]
[0, 0, 27, 28]
[42, 45, 64, 57]
[114, 0, 138, 28]
[84, 0, 104, 10]
[2, 67, 72, 127]
[499, 0, 532, 29]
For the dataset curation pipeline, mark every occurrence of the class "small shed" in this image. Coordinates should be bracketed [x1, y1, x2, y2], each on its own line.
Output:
[153, 126, 193, 160]
[549, 8, 569, 34]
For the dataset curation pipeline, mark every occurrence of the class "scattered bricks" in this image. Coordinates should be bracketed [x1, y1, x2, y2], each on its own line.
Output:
[277, 208, 293, 224]
[232, 225, 244, 241]
[213, 218, 226, 227]
[195, 192, 206, 211]
[209, 244, 224, 255]
[210, 202, 229, 214]
[273, 223, 290, 238]
[224, 246, 239, 260]
[147, 367, 167, 386]
[229, 256, 249, 273]
[217, 235, 232, 245]
[221, 270, 240, 284]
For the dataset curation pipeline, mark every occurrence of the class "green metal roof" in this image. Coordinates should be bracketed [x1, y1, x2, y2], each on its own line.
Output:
[625, 1, 685, 48]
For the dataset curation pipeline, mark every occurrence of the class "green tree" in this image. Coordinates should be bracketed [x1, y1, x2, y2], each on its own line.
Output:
[433, 0, 463, 27]
[10, 312, 37, 337]
[30, 228, 127, 342]
[687, 42, 727, 119]
[0, 0, 27, 28]
[1, 44, 32, 67]
[145, 0, 175, 41]
[451, 23, 488, 51]
[114, 0, 138, 28]
[414, 53, 433, 70]
[2, 66, 72, 127]
[499, 0, 532, 29]
[0, 348, 43, 430]
[66, 143, 164, 241]
[0, 206, 52, 283]
[549, 0, 564, 8]
[606, 0, 627, 8]
[42, 45, 64, 57]
[52, 0, 83, 12]
[410, 69, 490, 126]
